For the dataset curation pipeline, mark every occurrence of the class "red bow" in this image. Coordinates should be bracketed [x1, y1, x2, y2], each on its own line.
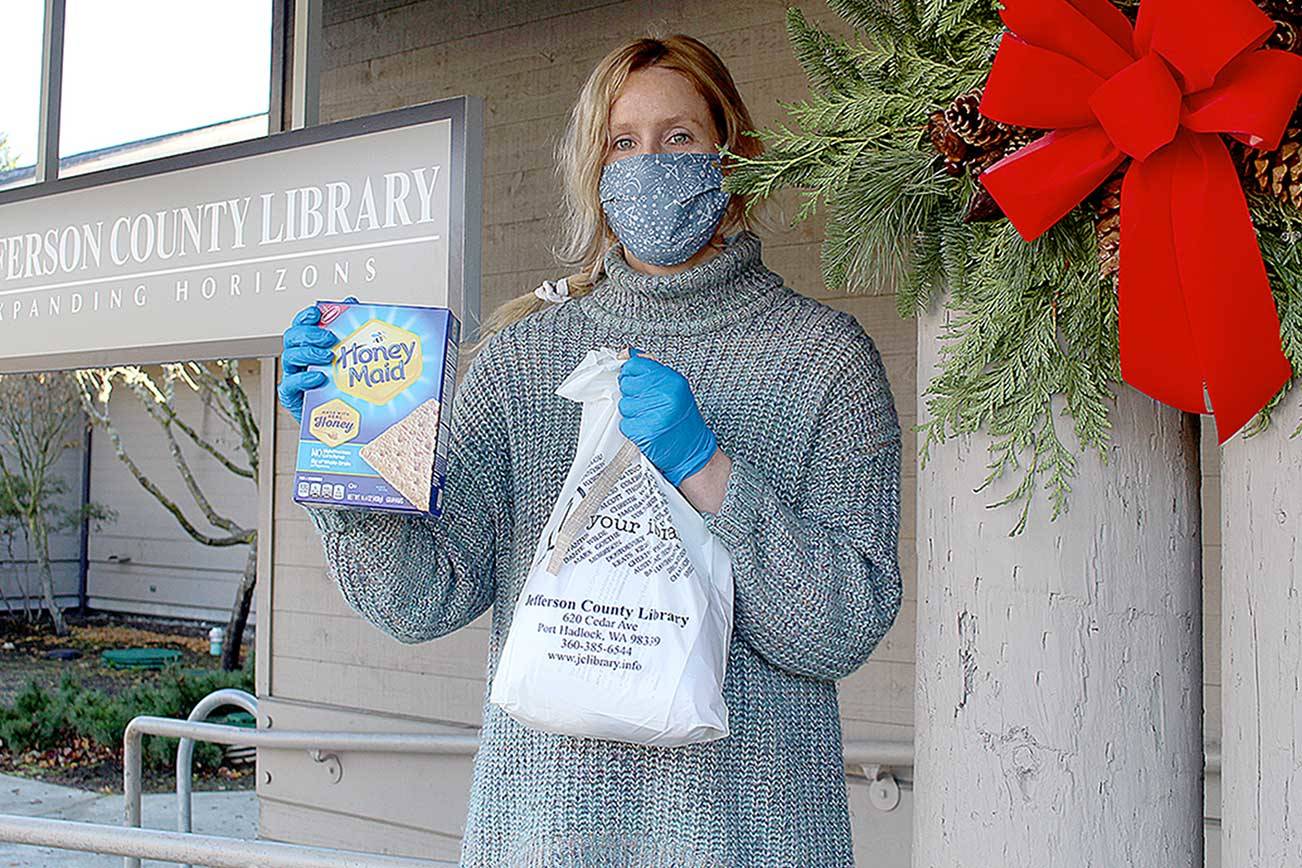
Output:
[978, 0, 1302, 443]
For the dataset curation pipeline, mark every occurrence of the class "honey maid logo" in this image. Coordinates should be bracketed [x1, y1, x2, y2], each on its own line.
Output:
[308, 398, 361, 447]
[333, 318, 423, 404]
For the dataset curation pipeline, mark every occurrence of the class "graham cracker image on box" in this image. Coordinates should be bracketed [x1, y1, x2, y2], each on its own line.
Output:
[358, 398, 442, 511]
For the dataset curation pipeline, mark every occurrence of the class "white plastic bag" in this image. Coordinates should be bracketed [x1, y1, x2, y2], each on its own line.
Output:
[489, 347, 734, 746]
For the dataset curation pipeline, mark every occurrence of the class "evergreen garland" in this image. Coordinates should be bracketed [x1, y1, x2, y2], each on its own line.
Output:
[721, 0, 1302, 534]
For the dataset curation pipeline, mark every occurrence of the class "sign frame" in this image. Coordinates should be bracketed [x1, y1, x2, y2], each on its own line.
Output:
[0, 95, 483, 373]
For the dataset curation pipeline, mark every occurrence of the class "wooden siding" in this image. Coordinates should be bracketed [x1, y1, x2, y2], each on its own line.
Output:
[85, 361, 261, 624]
[0, 432, 84, 612]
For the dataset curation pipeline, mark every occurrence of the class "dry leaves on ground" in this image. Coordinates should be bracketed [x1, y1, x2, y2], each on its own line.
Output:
[0, 736, 117, 773]
[31, 624, 209, 655]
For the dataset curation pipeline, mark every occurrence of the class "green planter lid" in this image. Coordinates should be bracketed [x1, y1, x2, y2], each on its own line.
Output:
[208, 710, 256, 728]
[100, 648, 183, 670]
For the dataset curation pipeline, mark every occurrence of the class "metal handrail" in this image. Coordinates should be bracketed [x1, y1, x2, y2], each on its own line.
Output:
[0, 726, 1218, 867]
[123, 716, 477, 868]
[176, 688, 259, 868]
[127, 699, 1222, 856]
[125, 698, 918, 867]
[122, 695, 1227, 868]
[843, 740, 914, 769]
[0, 814, 446, 867]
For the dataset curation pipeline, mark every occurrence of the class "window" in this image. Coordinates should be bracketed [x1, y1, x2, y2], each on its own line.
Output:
[0, 1, 47, 192]
[0, 1, 277, 192]
[58, 0, 273, 177]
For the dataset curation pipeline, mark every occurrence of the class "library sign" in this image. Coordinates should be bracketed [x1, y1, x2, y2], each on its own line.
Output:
[0, 98, 482, 372]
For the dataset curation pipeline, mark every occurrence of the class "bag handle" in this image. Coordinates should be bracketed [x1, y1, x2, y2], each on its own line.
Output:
[546, 440, 641, 575]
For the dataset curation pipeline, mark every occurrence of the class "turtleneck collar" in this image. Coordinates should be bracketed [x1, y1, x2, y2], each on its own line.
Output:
[580, 230, 785, 335]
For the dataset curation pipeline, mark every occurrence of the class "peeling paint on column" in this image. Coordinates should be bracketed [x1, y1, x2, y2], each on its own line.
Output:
[957, 610, 978, 716]
[1150, 671, 1165, 752]
[1222, 385, 1302, 867]
[913, 298, 1204, 868]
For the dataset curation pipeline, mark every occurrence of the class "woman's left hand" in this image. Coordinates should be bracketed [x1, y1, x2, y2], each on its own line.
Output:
[618, 348, 719, 486]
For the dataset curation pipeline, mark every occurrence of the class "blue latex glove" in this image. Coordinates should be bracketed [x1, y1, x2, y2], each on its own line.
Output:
[617, 347, 718, 486]
[277, 295, 358, 422]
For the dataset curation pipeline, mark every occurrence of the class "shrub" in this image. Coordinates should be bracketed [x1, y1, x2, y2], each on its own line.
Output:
[0, 652, 255, 770]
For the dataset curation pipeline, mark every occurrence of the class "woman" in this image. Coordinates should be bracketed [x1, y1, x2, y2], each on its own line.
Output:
[278, 34, 902, 868]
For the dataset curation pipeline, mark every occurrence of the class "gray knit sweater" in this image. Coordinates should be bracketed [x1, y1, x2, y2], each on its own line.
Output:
[302, 229, 903, 867]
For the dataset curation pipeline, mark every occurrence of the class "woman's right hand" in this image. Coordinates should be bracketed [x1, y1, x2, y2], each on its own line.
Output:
[277, 295, 358, 422]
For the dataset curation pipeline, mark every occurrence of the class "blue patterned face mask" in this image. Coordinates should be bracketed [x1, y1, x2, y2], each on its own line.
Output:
[598, 151, 731, 267]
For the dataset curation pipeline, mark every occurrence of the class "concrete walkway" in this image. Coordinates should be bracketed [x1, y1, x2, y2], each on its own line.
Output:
[0, 773, 256, 867]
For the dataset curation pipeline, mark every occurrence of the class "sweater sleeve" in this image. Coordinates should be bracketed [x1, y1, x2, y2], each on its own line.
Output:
[301, 341, 512, 644]
[702, 331, 903, 681]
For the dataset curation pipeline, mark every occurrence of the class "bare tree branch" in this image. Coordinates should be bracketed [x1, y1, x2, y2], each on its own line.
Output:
[117, 366, 256, 479]
[73, 370, 251, 548]
[71, 362, 261, 667]
[116, 375, 246, 534]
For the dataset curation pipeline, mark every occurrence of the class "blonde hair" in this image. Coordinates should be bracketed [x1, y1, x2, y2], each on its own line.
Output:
[476, 33, 774, 348]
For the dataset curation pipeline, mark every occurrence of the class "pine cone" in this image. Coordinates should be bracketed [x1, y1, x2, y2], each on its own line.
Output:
[1267, 17, 1300, 50]
[963, 184, 1002, 223]
[963, 149, 1009, 222]
[926, 86, 1047, 220]
[1233, 111, 1302, 211]
[1090, 172, 1124, 285]
[944, 89, 1009, 149]
[962, 133, 1045, 223]
[926, 110, 970, 177]
[1000, 127, 1039, 154]
[1246, 128, 1302, 209]
[1258, 0, 1302, 50]
[926, 87, 1041, 184]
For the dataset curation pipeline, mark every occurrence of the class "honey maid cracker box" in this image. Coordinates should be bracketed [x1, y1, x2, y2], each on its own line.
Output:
[292, 300, 459, 516]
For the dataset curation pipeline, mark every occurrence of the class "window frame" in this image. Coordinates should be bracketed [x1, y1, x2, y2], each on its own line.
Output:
[19, 0, 297, 191]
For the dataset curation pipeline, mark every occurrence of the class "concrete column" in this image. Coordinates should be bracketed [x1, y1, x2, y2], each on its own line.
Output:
[1221, 386, 1302, 866]
[912, 296, 1204, 866]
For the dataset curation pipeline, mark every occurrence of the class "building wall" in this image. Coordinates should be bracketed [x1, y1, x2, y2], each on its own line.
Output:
[85, 362, 261, 624]
[0, 429, 84, 613]
[259, 1, 1222, 863]
[0, 364, 260, 625]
